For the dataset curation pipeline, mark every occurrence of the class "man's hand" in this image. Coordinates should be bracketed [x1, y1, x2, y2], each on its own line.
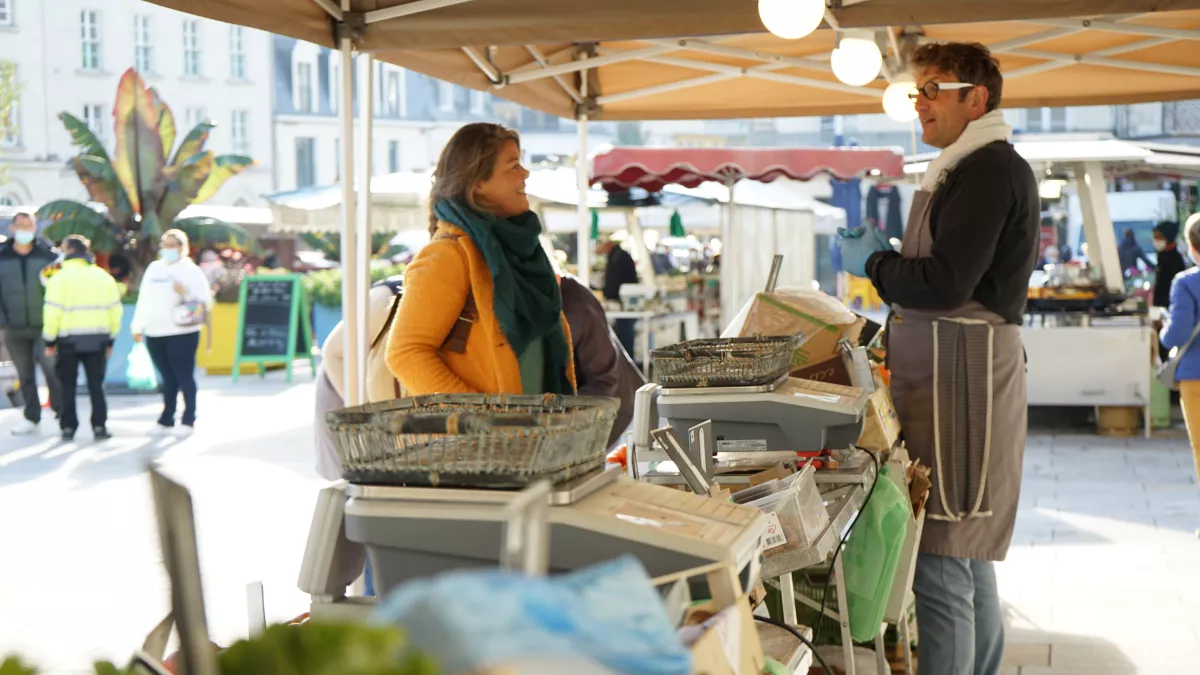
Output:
[173, 282, 186, 296]
[45, 346, 55, 358]
[838, 226, 893, 278]
[106, 346, 113, 358]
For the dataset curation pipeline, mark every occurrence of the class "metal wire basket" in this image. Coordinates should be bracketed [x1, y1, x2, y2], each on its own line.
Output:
[651, 336, 798, 388]
[327, 393, 619, 488]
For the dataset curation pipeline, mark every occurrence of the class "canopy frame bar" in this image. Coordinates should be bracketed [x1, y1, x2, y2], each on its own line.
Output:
[309, 0, 343, 21]
[1031, 17, 1200, 42]
[364, 0, 475, 25]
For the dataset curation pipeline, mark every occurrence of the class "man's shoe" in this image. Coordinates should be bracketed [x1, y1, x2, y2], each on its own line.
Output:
[93, 426, 112, 441]
[173, 425, 194, 439]
[11, 420, 39, 436]
[150, 424, 172, 437]
[61, 428, 76, 441]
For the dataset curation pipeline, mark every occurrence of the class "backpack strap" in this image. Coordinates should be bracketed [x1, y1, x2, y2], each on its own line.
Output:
[432, 231, 478, 355]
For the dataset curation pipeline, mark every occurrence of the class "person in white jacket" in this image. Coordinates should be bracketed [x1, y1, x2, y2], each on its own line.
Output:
[131, 229, 214, 437]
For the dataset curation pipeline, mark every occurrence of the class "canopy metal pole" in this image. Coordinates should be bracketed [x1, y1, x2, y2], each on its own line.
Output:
[576, 64, 591, 287]
[337, 24, 361, 406]
[355, 55, 375, 405]
[720, 176, 737, 332]
[1071, 161, 1125, 294]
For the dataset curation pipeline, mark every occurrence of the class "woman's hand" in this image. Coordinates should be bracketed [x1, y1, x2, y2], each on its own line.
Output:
[133, 333, 143, 343]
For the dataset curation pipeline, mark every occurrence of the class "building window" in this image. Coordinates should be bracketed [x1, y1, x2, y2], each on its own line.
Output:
[83, 104, 106, 144]
[184, 107, 205, 130]
[437, 80, 454, 112]
[1026, 109, 1044, 133]
[470, 90, 486, 115]
[231, 110, 250, 155]
[388, 140, 401, 173]
[183, 20, 202, 77]
[229, 26, 246, 81]
[295, 137, 316, 188]
[0, 0, 12, 27]
[295, 62, 313, 112]
[328, 56, 339, 114]
[0, 194, 20, 206]
[133, 15, 153, 74]
[384, 70, 402, 117]
[80, 11, 102, 71]
[1050, 107, 1068, 133]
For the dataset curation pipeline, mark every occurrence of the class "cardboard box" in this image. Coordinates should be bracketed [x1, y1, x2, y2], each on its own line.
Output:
[735, 290, 865, 369]
[685, 597, 767, 675]
[858, 380, 901, 453]
[790, 352, 854, 386]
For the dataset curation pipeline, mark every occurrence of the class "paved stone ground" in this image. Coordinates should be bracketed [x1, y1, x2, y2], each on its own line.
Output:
[1, 373, 1197, 673]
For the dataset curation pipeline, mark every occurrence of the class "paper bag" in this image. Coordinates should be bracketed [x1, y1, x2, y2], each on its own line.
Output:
[730, 288, 865, 369]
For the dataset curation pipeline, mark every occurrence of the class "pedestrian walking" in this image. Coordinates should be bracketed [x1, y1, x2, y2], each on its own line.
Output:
[131, 229, 214, 437]
[42, 235, 122, 441]
[840, 42, 1039, 675]
[0, 211, 63, 435]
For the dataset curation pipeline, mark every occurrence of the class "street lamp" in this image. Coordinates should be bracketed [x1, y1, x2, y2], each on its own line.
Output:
[758, 0, 826, 40]
[883, 81, 918, 122]
[830, 33, 883, 87]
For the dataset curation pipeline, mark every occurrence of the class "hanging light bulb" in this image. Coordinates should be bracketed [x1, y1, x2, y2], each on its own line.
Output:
[758, 0, 827, 40]
[830, 32, 883, 87]
[883, 81, 918, 122]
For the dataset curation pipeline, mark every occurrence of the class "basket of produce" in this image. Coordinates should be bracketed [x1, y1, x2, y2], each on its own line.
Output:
[327, 393, 619, 488]
[651, 336, 798, 388]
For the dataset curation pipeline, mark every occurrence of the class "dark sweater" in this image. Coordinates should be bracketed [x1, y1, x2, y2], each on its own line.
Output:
[1153, 245, 1188, 308]
[0, 238, 58, 330]
[866, 141, 1040, 324]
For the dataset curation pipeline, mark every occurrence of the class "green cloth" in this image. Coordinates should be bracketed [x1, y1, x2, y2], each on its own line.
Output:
[518, 339, 546, 395]
[434, 198, 572, 394]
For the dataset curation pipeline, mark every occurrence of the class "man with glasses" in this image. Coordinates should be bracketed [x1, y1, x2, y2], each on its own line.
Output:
[839, 43, 1039, 675]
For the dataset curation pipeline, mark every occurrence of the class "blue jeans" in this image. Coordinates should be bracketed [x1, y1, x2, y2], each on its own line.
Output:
[145, 332, 200, 427]
[912, 553, 1004, 675]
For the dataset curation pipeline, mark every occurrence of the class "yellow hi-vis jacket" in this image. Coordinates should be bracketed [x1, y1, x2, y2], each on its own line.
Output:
[42, 257, 123, 347]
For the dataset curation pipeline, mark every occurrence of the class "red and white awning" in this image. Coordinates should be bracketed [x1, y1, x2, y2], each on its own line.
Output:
[590, 146, 906, 193]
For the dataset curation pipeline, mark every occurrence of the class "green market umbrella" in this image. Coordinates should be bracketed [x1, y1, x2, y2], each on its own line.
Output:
[590, 208, 600, 240]
[669, 209, 686, 238]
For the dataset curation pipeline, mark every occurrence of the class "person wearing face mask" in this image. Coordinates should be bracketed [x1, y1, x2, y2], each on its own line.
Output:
[0, 212, 63, 435]
[131, 229, 215, 437]
[839, 42, 1039, 675]
[386, 123, 576, 397]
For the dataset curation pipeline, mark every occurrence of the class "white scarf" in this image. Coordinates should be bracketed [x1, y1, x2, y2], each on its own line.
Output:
[919, 110, 1013, 192]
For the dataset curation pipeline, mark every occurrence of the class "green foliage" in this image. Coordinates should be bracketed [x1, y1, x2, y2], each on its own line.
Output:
[305, 264, 406, 308]
[301, 232, 396, 263]
[37, 68, 258, 292]
[0, 60, 20, 185]
[4, 621, 439, 675]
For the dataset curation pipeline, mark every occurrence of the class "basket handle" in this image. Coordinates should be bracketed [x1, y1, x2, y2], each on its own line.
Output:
[389, 412, 541, 435]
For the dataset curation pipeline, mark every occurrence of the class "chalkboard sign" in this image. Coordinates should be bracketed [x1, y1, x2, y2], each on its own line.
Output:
[232, 274, 315, 383]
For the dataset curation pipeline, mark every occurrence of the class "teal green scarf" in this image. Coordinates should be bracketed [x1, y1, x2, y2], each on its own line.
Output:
[434, 198, 573, 395]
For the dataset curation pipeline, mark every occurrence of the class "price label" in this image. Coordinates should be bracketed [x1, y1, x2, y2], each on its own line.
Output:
[762, 512, 788, 551]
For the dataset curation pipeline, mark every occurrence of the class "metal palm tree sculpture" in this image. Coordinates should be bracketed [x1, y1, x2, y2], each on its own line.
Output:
[37, 68, 259, 291]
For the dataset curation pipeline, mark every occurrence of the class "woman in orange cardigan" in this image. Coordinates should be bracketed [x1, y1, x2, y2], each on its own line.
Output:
[386, 123, 575, 395]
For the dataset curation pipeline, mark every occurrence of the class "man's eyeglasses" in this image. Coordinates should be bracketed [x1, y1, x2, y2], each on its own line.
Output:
[907, 81, 976, 102]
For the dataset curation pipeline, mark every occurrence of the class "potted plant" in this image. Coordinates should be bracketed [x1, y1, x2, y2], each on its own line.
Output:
[35, 68, 258, 384]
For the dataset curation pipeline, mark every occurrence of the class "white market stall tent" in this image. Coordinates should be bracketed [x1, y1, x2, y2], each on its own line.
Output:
[663, 179, 847, 328]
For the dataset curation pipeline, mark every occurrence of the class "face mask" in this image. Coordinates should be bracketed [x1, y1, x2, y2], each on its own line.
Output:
[1153, 240, 1168, 252]
[160, 249, 181, 263]
[13, 231, 34, 245]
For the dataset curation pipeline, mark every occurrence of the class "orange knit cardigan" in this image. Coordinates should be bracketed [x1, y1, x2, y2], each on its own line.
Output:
[385, 221, 576, 396]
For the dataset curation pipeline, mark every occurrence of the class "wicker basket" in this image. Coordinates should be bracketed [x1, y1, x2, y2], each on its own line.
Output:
[326, 393, 618, 488]
[651, 336, 797, 388]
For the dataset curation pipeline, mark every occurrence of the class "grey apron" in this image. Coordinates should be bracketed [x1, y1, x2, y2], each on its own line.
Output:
[888, 190, 1026, 562]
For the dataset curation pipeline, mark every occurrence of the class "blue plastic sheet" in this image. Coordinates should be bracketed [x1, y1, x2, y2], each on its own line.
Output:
[372, 555, 690, 675]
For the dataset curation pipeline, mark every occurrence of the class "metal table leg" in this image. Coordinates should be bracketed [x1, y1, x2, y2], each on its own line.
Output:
[875, 631, 890, 675]
[780, 573, 798, 627]
[900, 609, 915, 675]
[834, 553, 856, 675]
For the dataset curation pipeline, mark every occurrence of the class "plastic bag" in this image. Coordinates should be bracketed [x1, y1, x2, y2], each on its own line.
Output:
[126, 342, 159, 391]
[842, 464, 911, 642]
[372, 555, 691, 675]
